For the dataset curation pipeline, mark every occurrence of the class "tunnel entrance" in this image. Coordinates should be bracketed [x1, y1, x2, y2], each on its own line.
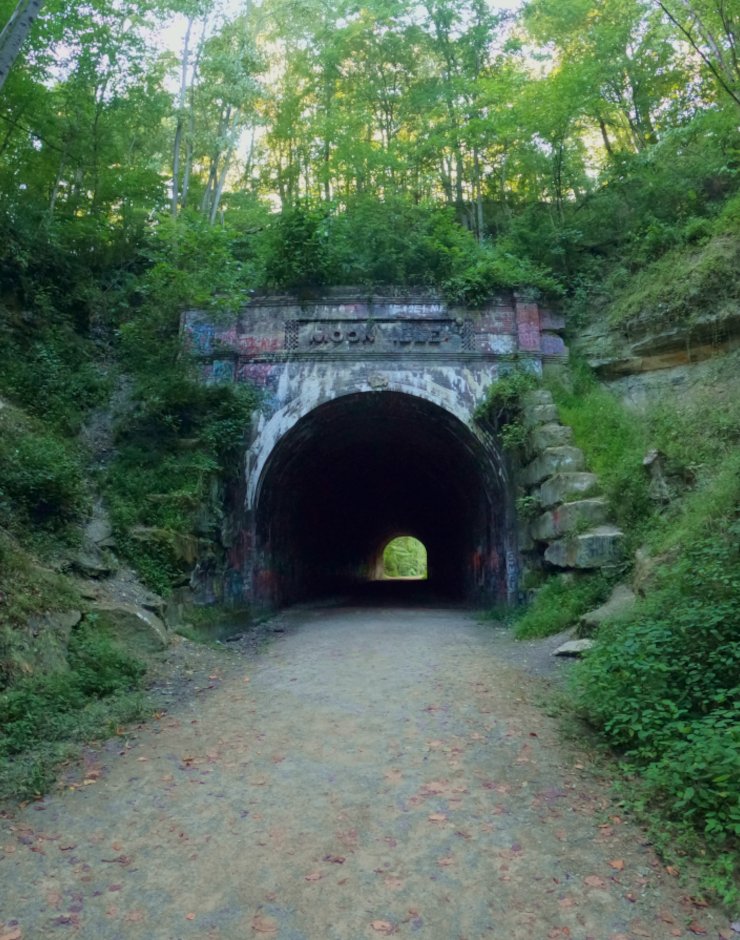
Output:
[253, 391, 515, 607]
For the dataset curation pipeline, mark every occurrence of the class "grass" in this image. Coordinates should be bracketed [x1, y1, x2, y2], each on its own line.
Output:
[513, 573, 612, 639]
[0, 618, 150, 802]
[607, 192, 740, 331]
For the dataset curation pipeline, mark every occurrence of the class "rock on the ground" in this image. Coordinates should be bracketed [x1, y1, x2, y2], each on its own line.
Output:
[92, 602, 169, 652]
[554, 638, 595, 657]
[579, 584, 637, 634]
[69, 547, 115, 579]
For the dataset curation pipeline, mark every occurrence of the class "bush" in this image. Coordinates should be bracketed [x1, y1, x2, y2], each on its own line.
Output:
[0, 414, 87, 530]
[547, 361, 651, 540]
[513, 573, 611, 638]
[572, 470, 740, 857]
[0, 618, 146, 759]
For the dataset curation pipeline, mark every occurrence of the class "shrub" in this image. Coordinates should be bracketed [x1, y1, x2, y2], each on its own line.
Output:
[0, 414, 87, 530]
[513, 573, 611, 638]
[0, 618, 146, 759]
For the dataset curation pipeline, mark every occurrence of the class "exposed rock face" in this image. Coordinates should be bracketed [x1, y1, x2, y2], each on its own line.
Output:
[578, 583, 637, 634]
[26, 610, 83, 672]
[573, 310, 740, 409]
[92, 602, 169, 653]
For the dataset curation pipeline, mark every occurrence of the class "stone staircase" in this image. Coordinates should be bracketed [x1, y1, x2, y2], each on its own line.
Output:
[517, 389, 624, 578]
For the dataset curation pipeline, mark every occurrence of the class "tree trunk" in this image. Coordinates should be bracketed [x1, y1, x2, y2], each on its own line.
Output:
[0, 0, 44, 91]
[171, 17, 194, 218]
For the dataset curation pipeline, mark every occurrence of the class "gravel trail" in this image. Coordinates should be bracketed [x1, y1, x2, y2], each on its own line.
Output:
[0, 604, 733, 939]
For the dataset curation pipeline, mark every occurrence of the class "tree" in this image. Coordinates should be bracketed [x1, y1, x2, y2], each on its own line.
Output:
[0, 0, 44, 91]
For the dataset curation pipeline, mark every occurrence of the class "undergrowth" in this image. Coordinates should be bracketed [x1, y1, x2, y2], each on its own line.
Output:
[554, 358, 740, 903]
[0, 618, 149, 802]
[513, 574, 612, 639]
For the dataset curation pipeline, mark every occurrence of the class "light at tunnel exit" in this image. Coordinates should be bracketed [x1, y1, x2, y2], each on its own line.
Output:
[381, 536, 428, 580]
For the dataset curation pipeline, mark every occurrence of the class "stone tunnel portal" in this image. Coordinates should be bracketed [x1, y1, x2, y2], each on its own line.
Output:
[253, 391, 515, 606]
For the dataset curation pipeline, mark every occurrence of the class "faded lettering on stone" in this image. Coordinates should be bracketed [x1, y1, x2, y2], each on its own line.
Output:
[298, 320, 464, 351]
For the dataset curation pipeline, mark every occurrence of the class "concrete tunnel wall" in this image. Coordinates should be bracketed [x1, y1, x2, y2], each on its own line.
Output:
[251, 390, 518, 606]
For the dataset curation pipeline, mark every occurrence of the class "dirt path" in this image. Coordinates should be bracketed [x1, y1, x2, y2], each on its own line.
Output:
[0, 604, 734, 939]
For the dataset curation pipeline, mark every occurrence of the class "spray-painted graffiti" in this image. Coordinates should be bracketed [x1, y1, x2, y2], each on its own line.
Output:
[505, 549, 519, 600]
[516, 303, 541, 352]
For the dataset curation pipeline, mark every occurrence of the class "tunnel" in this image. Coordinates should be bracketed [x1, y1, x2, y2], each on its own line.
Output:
[251, 391, 516, 607]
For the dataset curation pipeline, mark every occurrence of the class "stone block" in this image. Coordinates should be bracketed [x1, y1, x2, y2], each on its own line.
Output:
[522, 403, 559, 428]
[544, 525, 624, 569]
[539, 473, 600, 509]
[579, 584, 637, 633]
[554, 638, 595, 657]
[529, 422, 573, 453]
[530, 498, 608, 542]
[521, 446, 586, 487]
[93, 603, 169, 652]
[522, 389, 554, 407]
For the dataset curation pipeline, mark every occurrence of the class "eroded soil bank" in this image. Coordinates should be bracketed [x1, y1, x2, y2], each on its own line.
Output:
[0, 604, 734, 939]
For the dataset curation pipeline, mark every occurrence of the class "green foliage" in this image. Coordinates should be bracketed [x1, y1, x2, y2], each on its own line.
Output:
[475, 367, 539, 451]
[0, 617, 148, 800]
[102, 219, 258, 593]
[547, 362, 651, 540]
[442, 245, 562, 306]
[572, 454, 740, 876]
[0, 406, 87, 532]
[383, 537, 427, 578]
[513, 574, 611, 638]
[608, 199, 740, 329]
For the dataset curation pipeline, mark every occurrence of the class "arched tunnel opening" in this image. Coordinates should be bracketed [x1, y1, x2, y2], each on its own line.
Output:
[253, 391, 515, 607]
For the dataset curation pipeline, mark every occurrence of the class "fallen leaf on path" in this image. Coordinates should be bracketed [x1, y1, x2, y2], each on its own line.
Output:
[584, 875, 606, 888]
[186, 913, 196, 921]
[608, 859, 625, 870]
[323, 854, 346, 864]
[665, 865, 680, 877]
[688, 922, 707, 935]
[370, 919, 395, 934]
[427, 813, 447, 823]
[304, 871, 323, 882]
[251, 914, 278, 934]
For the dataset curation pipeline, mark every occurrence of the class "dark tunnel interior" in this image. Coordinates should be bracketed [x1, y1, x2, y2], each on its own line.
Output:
[254, 392, 512, 606]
